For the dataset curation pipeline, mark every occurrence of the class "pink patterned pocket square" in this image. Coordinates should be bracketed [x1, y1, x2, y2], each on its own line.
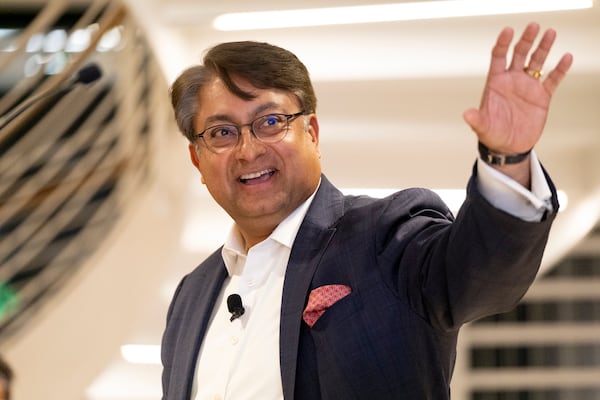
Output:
[302, 284, 352, 327]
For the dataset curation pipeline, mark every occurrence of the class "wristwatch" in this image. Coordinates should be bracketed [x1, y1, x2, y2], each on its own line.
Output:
[478, 141, 531, 166]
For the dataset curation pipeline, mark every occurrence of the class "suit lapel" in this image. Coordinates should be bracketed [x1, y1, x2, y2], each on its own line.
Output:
[279, 176, 345, 399]
[173, 253, 228, 398]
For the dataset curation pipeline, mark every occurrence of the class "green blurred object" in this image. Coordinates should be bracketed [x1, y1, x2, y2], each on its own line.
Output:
[0, 282, 19, 321]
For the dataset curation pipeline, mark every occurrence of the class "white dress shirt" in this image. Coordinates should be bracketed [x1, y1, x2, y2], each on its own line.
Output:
[192, 189, 317, 400]
[192, 154, 553, 400]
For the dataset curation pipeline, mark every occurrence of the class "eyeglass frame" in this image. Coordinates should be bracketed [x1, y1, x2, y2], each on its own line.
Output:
[193, 110, 306, 154]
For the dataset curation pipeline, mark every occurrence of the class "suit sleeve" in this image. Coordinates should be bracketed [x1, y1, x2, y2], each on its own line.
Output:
[376, 164, 558, 331]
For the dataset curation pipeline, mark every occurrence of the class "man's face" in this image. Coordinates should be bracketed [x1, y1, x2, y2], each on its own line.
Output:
[189, 76, 321, 240]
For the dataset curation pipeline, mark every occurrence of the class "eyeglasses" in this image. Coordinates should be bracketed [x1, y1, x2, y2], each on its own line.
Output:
[194, 111, 305, 154]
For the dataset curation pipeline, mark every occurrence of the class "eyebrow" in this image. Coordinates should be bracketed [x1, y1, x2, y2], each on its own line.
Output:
[202, 101, 284, 127]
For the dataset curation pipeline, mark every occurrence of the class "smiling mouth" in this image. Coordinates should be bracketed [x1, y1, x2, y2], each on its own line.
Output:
[239, 168, 276, 184]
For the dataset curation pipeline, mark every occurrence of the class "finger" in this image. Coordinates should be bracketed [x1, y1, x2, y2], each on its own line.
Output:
[543, 53, 574, 96]
[526, 28, 557, 74]
[488, 27, 514, 76]
[509, 22, 540, 72]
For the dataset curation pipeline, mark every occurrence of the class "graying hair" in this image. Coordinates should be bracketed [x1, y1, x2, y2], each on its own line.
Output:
[170, 41, 317, 143]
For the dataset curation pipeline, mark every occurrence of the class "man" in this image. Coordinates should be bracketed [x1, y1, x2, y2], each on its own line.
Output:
[162, 22, 572, 399]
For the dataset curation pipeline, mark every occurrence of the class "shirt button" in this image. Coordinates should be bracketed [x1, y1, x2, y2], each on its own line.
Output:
[247, 280, 254, 287]
[213, 395, 222, 400]
[231, 336, 239, 345]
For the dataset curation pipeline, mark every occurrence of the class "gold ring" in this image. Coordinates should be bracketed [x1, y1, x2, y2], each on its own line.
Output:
[524, 67, 543, 79]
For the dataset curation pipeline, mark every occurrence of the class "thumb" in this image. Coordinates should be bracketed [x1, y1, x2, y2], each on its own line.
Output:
[463, 108, 484, 134]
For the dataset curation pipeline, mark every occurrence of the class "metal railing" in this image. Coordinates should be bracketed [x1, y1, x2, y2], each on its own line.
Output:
[0, 0, 169, 341]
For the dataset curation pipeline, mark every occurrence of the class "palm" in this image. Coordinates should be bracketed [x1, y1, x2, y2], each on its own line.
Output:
[478, 71, 550, 152]
[464, 23, 573, 155]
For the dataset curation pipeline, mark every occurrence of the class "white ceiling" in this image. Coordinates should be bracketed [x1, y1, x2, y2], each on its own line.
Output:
[7, 0, 600, 398]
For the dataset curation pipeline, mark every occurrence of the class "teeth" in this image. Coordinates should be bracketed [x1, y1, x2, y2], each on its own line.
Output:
[240, 169, 274, 180]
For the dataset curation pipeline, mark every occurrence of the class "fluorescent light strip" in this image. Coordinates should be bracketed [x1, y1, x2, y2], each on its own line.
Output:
[213, 0, 593, 31]
[342, 188, 466, 213]
[341, 188, 568, 213]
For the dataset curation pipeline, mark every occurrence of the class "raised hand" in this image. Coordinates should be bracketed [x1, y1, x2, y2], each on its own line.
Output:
[463, 22, 573, 156]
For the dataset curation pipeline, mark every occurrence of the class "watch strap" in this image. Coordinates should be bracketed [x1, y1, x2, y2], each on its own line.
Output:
[478, 141, 532, 166]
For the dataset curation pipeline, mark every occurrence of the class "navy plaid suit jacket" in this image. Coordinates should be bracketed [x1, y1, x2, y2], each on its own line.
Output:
[161, 170, 557, 399]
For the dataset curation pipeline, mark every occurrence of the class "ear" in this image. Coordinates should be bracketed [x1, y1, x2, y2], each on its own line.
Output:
[188, 143, 206, 184]
[188, 143, 200, 168]
[306, 114, 320, 146]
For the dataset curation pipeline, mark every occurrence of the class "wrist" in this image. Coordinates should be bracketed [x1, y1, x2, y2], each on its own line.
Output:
[478, 141, 532, 166]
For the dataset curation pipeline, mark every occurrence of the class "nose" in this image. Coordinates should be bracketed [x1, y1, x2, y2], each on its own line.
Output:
[233, 125, 266, 160]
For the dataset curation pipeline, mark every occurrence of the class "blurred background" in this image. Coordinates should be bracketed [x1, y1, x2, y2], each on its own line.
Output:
[0, 0, 599, 398]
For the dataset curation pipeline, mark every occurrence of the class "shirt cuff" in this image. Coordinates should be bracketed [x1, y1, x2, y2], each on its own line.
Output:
[477, 151, 553, 222]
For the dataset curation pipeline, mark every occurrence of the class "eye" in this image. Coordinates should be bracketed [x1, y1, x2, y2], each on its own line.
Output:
[208, 125, 236, 138]
[265, 115, 279, 126]
[258, 114, 285, 130]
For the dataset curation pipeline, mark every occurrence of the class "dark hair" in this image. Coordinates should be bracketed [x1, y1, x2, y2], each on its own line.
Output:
[0, 355, 13, 400]
[170, 41, 317, 142]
